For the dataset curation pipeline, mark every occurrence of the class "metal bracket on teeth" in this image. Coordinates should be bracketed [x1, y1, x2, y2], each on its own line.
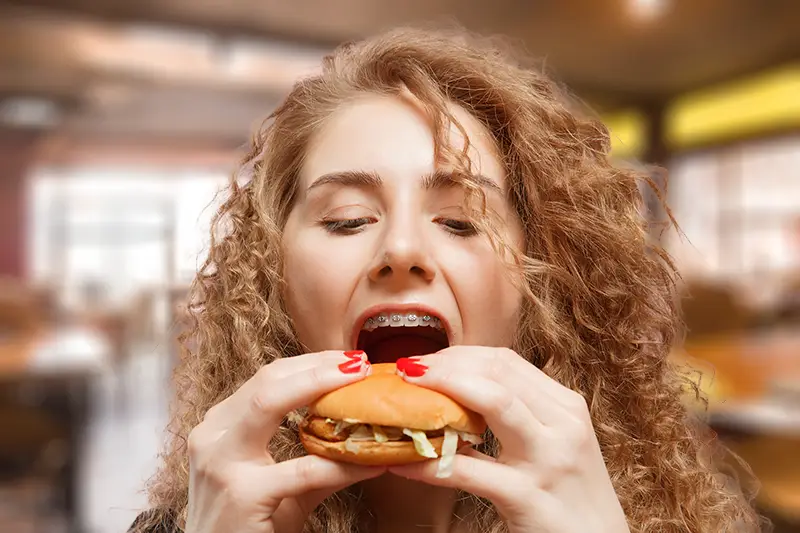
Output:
[364, 313, 438, 328]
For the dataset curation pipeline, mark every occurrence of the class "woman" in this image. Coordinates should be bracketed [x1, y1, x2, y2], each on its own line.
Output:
[131, 27, 762, 533]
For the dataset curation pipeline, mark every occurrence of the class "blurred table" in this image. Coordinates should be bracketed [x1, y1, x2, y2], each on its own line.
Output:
[1, 327, 109, 378]
[676, 328, 800, 523]
[0, 326, 109, 533]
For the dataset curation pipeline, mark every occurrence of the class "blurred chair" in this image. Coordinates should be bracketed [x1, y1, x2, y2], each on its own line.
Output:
[0, 277, 46, 377]
[680, 280, 753, 341]
[727, 435, 800, 530]
[0, 278, 69, 530]
[774, 269, 800, 325]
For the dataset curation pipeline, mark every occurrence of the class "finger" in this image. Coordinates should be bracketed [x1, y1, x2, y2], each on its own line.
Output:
[204, 350, 367, 428]
[221, 351, 371, 458]
[461, 446, 496, 462]
[408, 347, 570, 426]
[388, 452, 526, 512]
[401, 367, 541, 458]
[261, 455, 386, 502]
[439, 346, 568, 401]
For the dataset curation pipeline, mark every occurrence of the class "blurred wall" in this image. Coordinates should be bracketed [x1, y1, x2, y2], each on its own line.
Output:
[0, 129, 41, 278]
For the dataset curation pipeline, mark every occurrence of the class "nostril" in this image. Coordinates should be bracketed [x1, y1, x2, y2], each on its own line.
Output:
[371, 264, 431, 281]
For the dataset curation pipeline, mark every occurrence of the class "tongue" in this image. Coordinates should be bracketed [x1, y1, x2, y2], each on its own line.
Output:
[367, 335, 444, 364]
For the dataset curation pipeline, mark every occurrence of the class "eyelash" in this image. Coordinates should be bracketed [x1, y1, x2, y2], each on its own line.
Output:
[436, 218, 478, 237]
[321, 217, 374, 234]
[321, 217, 477, 237]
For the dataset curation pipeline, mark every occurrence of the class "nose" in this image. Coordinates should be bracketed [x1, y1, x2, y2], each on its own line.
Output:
[368, 218, 436, 285]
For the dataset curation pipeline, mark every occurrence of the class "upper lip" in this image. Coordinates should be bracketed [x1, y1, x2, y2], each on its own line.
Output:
[350, 303, 452, 350]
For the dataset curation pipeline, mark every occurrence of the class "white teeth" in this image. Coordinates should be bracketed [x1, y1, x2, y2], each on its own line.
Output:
[362, 312, 443, 331]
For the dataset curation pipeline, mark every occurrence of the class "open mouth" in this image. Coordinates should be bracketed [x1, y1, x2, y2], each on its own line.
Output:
[355, 310, 450, 364]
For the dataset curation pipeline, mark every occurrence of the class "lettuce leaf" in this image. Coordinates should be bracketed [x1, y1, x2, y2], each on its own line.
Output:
[333, 420, 358, 435]
[372, 425, 389, 443]
[457, 431, 484, 445]
[402, 429, 438, 459]
[347, 425, 374, 441]
[436, 427, 459, 478]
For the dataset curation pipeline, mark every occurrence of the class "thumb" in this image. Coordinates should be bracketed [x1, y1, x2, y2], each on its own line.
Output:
[270, 460, 385, 533]
[299, 460, 386, 511]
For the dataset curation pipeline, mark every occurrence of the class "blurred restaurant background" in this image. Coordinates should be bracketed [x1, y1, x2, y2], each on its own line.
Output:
[0, 0, 798, 531]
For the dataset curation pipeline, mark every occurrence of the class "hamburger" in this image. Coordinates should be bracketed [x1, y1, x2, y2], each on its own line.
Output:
[299, 362, 486, 475]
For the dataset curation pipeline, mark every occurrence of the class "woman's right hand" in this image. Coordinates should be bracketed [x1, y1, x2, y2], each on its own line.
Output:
[185, 350, 382, 533]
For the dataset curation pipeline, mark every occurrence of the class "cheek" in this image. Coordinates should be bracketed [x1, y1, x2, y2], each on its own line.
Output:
[446, 242, 522, 345]
[282, 233, 364, 348]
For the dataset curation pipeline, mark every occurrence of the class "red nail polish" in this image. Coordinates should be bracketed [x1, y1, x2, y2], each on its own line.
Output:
[338, 359, 366, 374]
[396, 357, 422, 368]
[344, 350, 365, 360]
[404, 361, 427, 378]
[397, 357, 427, 378]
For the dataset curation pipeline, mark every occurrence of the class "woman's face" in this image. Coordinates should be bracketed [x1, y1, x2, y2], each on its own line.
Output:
[282, 93, 524, 362]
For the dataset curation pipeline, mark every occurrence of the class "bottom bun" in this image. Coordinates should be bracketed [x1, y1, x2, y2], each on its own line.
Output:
[299, 429, 446, 466]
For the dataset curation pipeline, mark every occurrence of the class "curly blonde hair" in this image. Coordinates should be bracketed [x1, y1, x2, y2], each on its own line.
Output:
[135, 26, 763, 533]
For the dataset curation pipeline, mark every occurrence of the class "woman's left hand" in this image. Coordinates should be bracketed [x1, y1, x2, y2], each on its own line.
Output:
[389, 347, 630, 533]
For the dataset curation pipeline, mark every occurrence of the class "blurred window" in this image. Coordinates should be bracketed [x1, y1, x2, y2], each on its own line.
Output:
[667, 135, 800, 280]
[28, 167, 227, 310]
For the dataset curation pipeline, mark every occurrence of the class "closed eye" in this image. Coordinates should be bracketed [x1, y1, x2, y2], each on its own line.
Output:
[321, 217, 477, 237]
[437, 218, 478, 237]
[321, 217, 374, 234]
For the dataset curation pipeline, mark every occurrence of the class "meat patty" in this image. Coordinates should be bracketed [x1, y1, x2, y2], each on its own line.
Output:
[304, 417, 348, 442]
[303, 416, 446, 442]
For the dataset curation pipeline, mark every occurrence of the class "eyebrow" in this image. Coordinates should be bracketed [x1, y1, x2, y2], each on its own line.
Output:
[307, 169, 503, 194]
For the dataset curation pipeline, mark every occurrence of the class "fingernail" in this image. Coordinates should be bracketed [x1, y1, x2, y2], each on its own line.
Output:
[396, 357, 427, 378]
[339, 357, 369, 374]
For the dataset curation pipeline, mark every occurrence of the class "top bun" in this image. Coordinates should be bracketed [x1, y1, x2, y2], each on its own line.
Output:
[309, 362, 486, 434]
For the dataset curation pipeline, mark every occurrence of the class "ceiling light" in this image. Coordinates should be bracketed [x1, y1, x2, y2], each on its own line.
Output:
[628, 0, 670, 22]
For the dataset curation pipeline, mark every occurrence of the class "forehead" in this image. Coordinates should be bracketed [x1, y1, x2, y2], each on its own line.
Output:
[299, 93, 505, 189]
